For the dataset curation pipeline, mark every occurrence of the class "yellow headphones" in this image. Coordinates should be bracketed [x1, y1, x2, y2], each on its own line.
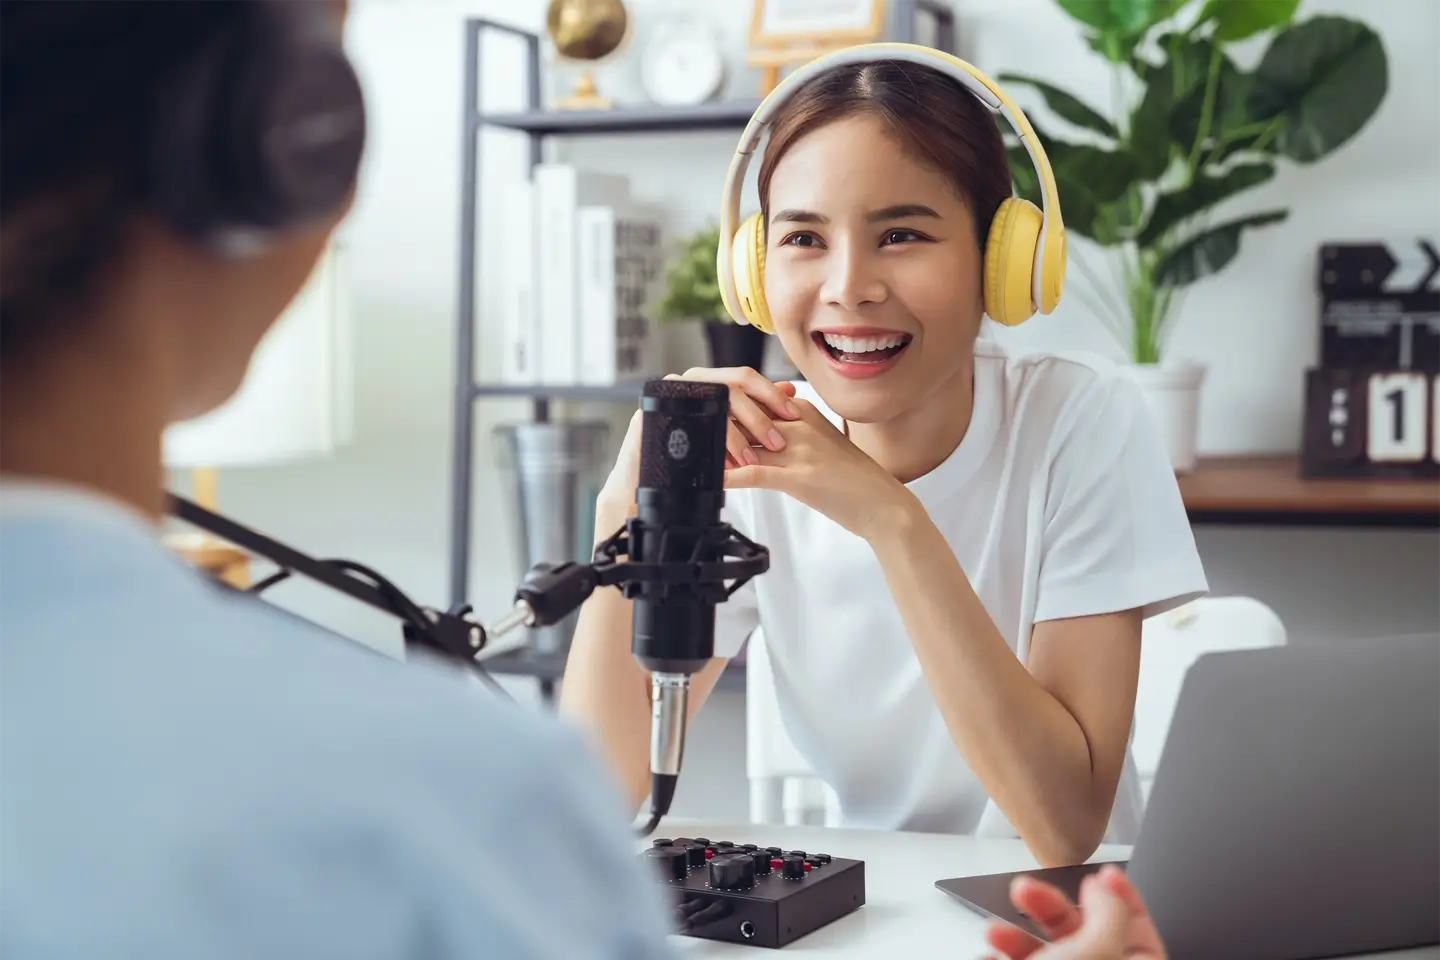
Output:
[717, 42, 1067, 333]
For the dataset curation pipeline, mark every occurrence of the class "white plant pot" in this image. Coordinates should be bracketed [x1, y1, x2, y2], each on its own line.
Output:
[1127, 360, 1207, 474]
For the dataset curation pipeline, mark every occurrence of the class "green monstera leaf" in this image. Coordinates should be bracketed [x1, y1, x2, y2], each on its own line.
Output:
[1197, 0, 1301, 41]
[1010, 2, 1387, 362]
[1139, 162, 1275, 246]
[1058, 0, 1189, 34]
[997, 73, 1119, 139]
[1156, 210, 1288, 286]
[1247, 15, 1389, 163]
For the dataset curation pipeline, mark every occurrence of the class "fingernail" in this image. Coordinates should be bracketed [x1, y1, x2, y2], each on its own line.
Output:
[767, 428, 785, 450]
[743, 447, 759, 466]
[785, 401, 800, 418]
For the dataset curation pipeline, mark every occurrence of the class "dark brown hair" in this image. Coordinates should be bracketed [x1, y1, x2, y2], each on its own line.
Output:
[757, 59, 1013, 248]
[0, 2, 245, 361]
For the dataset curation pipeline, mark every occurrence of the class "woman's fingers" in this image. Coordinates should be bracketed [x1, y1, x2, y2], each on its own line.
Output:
[727, 420, 756, 468]
[663, 367, 801, 467]
[732, 366, 801, 420]
[983, 921, 1044, 960]
[1009, 876, 1084, 942]
[681, 366, 801, 419]
[727, 389, 786, 454]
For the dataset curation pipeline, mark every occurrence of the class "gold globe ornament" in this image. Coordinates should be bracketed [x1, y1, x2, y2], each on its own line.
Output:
[546, 0, 631, 110]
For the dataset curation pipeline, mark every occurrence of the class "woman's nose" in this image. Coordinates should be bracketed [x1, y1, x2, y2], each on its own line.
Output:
[819, 241, 887, 310]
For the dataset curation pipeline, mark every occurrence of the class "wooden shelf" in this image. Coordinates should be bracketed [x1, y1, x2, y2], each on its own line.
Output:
[477, 100, 761, 136]
[1178, 455, 1439, 528]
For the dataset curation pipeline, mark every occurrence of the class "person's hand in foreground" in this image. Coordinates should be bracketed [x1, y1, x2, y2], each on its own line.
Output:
[984, 864, 1167, 960]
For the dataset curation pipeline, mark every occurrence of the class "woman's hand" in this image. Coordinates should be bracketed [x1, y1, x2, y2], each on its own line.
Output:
[724, 399, 916, 542]
[596, 367, 801, 513]
[672, 366, 801, 470]
[984, 865, 1168, 960]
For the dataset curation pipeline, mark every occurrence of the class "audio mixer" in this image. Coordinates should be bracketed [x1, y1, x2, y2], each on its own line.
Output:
[641, 837, 865, 948]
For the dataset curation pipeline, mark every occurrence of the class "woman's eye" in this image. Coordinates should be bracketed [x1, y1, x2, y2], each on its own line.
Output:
[882, 229, 924, 245]
[781, 232, 822, 248]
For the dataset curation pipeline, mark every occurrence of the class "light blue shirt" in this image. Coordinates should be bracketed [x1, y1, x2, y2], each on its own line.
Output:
[0, 481, 678, 959]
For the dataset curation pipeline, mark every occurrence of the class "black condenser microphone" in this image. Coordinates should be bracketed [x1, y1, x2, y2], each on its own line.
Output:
[630, 378, 743, 830]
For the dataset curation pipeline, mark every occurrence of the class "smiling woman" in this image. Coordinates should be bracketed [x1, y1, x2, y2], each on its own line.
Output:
[561, 49, 1208, 870]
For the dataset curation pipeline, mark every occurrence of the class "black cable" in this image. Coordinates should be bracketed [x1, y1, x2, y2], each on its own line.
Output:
[247, 569, 293, 594]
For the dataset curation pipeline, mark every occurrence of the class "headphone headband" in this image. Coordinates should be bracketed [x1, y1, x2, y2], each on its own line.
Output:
[718, 42, 1064, 325]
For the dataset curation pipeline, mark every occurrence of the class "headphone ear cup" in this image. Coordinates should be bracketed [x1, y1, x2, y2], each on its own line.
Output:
[983, 197, 1043, 327]
[146, 6, 366, 252]
[731, 211, 776, 334]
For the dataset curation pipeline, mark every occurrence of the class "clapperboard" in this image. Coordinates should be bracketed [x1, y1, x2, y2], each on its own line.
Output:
[1301, 240, 1440, 479]
[1317, 240, 1439, 371]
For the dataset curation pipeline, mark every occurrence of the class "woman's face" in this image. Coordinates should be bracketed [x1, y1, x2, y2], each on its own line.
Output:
[762, 113, 985, 424]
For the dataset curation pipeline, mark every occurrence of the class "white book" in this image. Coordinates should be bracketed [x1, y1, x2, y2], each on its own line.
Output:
[576, 202, 665, 385]
[499, 180, 539, 384]
[532, 163, 630, 384]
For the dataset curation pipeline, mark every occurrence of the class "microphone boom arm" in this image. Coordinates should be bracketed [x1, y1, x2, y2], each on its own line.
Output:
[166, 497, 768, 676]
[168, 494, 496, 668]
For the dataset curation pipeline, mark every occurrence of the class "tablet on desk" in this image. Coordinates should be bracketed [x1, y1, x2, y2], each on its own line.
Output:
[935, 862, 1128, 940]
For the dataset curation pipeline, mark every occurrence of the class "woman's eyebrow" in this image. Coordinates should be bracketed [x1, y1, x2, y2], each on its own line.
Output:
[867, 203, 941, 221]
[770, 203, 942, 225]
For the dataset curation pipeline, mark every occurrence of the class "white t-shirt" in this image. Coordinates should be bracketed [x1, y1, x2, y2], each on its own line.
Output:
[712, 339, 1209, 844]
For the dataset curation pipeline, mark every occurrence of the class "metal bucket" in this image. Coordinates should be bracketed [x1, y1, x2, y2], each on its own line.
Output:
[493, 421, 611, 656]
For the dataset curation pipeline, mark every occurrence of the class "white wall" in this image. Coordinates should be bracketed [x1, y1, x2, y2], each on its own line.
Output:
[196, 0, 1438, 823]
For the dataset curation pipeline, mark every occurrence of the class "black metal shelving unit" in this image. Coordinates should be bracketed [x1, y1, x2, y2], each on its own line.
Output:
[451, 19, 761, 696]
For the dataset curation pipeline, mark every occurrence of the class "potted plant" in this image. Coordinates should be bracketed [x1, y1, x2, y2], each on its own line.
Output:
[1000, 0, 1388, 471]
[652, 222, 768, 372]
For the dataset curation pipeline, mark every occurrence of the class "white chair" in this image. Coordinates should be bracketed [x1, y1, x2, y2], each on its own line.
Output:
[744, 629, 841, 826]
[1131, 595, 1288, 799]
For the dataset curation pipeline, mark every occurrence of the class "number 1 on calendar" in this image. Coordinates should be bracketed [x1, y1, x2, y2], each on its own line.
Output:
[1367, 372, 1428, 462]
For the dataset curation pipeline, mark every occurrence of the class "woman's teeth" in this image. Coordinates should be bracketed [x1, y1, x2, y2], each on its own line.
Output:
[818, 331, 910, 363]
[821, 332, 907, 354]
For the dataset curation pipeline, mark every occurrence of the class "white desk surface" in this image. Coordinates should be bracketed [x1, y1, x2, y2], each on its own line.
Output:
[646, 820, 1440, 959]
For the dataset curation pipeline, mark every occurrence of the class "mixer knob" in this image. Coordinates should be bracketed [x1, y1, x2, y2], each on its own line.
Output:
[781, 855, 807, 880]
[651, 839, 672, 847]
[709, 853, 757, 891]
[764, 846, 783, 858]
[682, 842, 707, 868]
[642, 846, 688, 881]
[748, 850, 772, 875]
[740, 843, 759, 852]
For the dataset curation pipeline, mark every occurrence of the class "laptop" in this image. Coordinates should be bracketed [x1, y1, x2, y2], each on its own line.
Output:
[936, 632, 1440, 960]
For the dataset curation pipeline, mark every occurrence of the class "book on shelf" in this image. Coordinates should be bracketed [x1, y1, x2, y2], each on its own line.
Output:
[577, 201, 665, 386]
[499, 180, 540, 385]
[500, 162, 665, 389]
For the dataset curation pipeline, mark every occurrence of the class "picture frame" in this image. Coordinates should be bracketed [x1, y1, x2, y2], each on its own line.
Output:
[746, 1, 955, 95]
[749, 0, 888, 50]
